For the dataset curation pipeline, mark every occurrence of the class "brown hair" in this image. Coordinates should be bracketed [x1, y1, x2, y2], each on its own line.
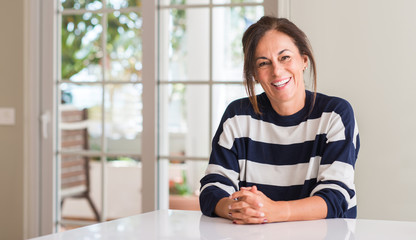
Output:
[242, 16, 317, 115]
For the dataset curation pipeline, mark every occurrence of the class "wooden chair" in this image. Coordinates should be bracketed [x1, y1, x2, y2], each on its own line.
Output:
[60, 107, 100, 221]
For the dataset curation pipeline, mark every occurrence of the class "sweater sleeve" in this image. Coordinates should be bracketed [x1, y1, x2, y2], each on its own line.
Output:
[311, 99, 360, 218]
[199, 105, 241, 217]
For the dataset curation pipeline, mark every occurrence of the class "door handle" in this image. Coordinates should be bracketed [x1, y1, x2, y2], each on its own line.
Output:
[41, 111, 51, 139]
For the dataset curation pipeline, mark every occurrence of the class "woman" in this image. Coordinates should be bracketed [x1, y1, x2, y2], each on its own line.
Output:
[199, 16, 360, 224]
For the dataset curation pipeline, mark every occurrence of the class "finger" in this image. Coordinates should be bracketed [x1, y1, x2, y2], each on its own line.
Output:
[229, 199, 251, 211]
[249, 186, 265, 197]
[230, 189, 255, 200]
[229, 207, 265, 220]
[239, 207, 265, 218]
[233, 217, 268, 225]
[234, 194, 263, 209]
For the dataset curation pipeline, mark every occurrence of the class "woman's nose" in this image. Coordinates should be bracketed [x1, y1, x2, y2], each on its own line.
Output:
[272, 62, 282, 76]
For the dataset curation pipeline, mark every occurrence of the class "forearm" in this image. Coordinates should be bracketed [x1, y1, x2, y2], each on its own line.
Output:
[269, 196, 327, 222]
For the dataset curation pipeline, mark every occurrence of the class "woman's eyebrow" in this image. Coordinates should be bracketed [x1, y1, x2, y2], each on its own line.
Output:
[255, 49, 291, 61]
[255, 56, 268, 61]
[278, 49, 289, 55]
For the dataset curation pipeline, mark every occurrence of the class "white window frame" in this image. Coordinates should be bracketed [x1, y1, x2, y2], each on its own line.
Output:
[24, 0, 57, 236]
[24, 0, 43, 237]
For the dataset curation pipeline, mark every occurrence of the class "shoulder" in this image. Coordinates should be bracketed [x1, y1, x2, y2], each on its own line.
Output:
[313, 92, 355, 116]
[223, 94, 265, 118]
[226, 96, 252, 112]
[311, 92, 358, 131]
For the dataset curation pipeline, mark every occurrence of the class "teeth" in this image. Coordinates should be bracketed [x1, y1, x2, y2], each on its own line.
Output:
[273, 78, 290, 87]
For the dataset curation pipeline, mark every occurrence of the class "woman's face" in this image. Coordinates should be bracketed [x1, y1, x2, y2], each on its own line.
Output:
[254, 30, 308, 115]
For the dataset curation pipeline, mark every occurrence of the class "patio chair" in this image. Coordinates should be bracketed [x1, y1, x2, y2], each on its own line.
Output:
[60, 107, 100, 221]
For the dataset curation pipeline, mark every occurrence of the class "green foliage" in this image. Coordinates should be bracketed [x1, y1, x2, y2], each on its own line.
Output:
[172, 170, 191, 196]
[61, 0, 142, 80]
[61, 13, 101, 79]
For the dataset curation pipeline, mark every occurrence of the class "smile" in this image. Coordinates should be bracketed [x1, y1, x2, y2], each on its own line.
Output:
[272, 77, 291, 88]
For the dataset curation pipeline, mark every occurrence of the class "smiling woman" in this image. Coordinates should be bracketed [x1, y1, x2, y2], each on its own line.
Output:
[199, 16, 360, 224]
[242, 17, 317, 116]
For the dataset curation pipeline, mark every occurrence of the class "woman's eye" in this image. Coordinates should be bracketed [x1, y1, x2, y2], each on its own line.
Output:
[258, 62, 268, 67]
[280, 56, 290, 61]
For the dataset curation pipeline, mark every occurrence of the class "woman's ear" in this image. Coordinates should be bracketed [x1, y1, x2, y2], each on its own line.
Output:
[302, 55, 308, 70]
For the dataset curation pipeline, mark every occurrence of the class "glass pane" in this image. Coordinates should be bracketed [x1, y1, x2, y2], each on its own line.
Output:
[159, 0, 209, 6]
[159, 84, 209, 158]
[60, 83, 103, 152]
[169, 160, 208, 210]
[62, 14, 103, 82]
[107, 0, 141, 9]
[61, 0, 103, 11]
[61, 157, 102, 224]
[212, 6, 264, 81]
[213, 0, 263, 3]
[106, 157, 142, 219]
[212, 84, 263, 137]
[104, 84, 142, 154]
[107, 11, 142, 81]
[159, 8, 209, 81]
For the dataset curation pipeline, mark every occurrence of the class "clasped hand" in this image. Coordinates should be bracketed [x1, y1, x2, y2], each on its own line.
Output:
[228, 185, 275, 224]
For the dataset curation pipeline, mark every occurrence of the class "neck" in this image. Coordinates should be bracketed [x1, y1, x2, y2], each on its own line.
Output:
[271, 91, 306, 116]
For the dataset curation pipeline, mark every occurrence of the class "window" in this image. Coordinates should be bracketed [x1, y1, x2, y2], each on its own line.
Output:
[39, 0, 277, 233]
[157, 0, 266, 210]
[57, 0, 144, 228]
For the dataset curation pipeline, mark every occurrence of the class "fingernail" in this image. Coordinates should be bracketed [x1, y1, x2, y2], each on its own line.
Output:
[258, 203, 264, 207]
[228, 212, 232, 217]
[260, 212, 265, 217]
[228, 205, 231, 210]
[262, 219, 268, 224]
[233, 221, 237, 224]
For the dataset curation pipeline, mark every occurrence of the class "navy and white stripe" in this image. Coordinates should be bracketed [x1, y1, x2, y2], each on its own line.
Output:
[200, 91, 360, 218]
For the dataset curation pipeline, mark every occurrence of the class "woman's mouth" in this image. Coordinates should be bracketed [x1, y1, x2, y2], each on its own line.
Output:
[272, 77, 291, 88]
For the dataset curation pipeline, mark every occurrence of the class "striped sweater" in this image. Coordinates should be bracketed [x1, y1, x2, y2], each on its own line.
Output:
[199, 90, 360, 218]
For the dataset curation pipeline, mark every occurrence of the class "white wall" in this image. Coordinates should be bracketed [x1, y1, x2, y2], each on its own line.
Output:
[289, 0, 416, 221]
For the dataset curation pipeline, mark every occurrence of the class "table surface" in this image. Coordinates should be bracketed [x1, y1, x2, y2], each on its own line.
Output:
[31, 210, 416, 240]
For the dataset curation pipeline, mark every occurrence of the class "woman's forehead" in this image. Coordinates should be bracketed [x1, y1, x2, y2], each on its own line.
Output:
[255, 30, 299, 56]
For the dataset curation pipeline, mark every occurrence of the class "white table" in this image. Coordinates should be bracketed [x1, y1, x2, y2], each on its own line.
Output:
[31, 210, 416, 239]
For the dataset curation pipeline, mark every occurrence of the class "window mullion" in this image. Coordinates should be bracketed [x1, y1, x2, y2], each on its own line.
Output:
[158, 2, 263, 10]
[61, 6, 142, 15]
[100, 0, 108, 221]
[141, 0, 158, 212]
